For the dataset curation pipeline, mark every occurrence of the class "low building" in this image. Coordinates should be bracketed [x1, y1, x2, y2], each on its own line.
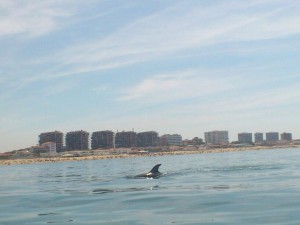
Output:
[110, 148, 131, 154]
[41, 142, 57, 154]
[31, 146, 49, 155]
[182, 137, 204, 146]
[0, 153, 13, 159]
[13, 150, 35, 158]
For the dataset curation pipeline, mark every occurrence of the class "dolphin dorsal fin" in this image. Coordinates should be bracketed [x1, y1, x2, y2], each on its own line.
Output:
[150, 164, 161, 173]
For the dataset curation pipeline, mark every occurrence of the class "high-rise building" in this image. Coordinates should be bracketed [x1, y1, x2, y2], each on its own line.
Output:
[204, 131, 229, 145]
[161, 134, 182, 146]
[254, 133, 264, 143]
[115, 131, 137, 148]
[39, 131, 63, 152]
[281, 132, 292, 141]
[266, 132, 279, 142]
[66, 130, 89, 150]
[91, 131, 114, 149]
[137, 131, 158, 147]
[238, 133, 253, 143]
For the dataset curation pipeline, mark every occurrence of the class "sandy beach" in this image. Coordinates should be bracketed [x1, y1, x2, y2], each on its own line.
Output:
[1, 145, 299, 166]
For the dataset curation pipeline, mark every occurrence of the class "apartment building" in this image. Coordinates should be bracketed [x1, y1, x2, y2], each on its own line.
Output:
[160, 134, 182, 146]
[115, 131, 137, 148]
[137, 131, 158, 147]
[281, 132, 292, 141]
[238, 133, 253, 143]
[66, 130, 89, 150]
[91, 130, 114, 149]
[205, 131, 229, 145]
[266, 132, 279, 142]
[254, 133, 264, 143]
[39, 131, 63, 152]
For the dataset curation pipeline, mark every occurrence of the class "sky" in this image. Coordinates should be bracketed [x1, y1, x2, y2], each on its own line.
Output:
[1, 0, 300, 152]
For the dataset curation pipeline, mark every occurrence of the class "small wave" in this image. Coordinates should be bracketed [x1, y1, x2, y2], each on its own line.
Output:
[207, 164, 283, 172]
[92, 185, 161, 194]
[38, 213, 62, 216]
[46, 219, 74, 224]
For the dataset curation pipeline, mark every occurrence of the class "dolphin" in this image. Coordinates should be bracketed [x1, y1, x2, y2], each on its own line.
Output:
[134, 164, 162, 178]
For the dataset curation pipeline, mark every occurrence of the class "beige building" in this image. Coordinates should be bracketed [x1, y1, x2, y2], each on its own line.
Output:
[205, 131, 229, 145]
[41, 142, 57, 155]
[161, 134, 182, 146]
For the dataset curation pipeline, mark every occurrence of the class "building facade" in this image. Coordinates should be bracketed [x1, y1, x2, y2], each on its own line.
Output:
[238, 133, 253, 143]
[39, 131, 63, 152]
[137, 131, 158, 147]
[41, 142, 57, 154]
[66, 130, 89, 150]
[204, 131, 229, 145]
[254, 133, 264, 143]
[160, 134, 182, 146]
[91, 131, 114, 149]
[281, 132, 292, 141]
[115, 131, 137, 148]
[266, 132, 279, 142]
[182, 137, 204, 146]
[159, 136, 168, 146]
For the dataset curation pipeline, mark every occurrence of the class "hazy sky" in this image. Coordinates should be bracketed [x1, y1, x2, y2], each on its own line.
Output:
[1, 0, 300, 152]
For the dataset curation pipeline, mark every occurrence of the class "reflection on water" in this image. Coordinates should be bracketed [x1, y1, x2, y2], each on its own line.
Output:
[1, 148, 300, 225]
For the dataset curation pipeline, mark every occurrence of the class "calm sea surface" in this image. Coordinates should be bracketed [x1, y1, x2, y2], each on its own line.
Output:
[1, 148, 300, 225]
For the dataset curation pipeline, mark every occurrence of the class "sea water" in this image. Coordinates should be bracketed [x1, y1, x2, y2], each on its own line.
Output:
[1, 148, 300, 225]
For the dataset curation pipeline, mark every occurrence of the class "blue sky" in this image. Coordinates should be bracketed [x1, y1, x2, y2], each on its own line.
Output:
[1, 0, 300, 152]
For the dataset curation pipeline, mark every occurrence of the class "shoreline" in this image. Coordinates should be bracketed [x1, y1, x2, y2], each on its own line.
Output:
[1, 145, 299, 166]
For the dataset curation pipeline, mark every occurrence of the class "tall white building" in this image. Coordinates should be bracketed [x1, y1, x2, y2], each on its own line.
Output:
[205, 131, 229, 145]
[161, 134, 182, 146]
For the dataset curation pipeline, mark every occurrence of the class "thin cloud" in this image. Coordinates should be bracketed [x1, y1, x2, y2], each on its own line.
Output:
[0, 0, 78, 37]
[40, 0, 300, 79]
[117, 70, 233, 102]
[2, 0, 300, 84]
